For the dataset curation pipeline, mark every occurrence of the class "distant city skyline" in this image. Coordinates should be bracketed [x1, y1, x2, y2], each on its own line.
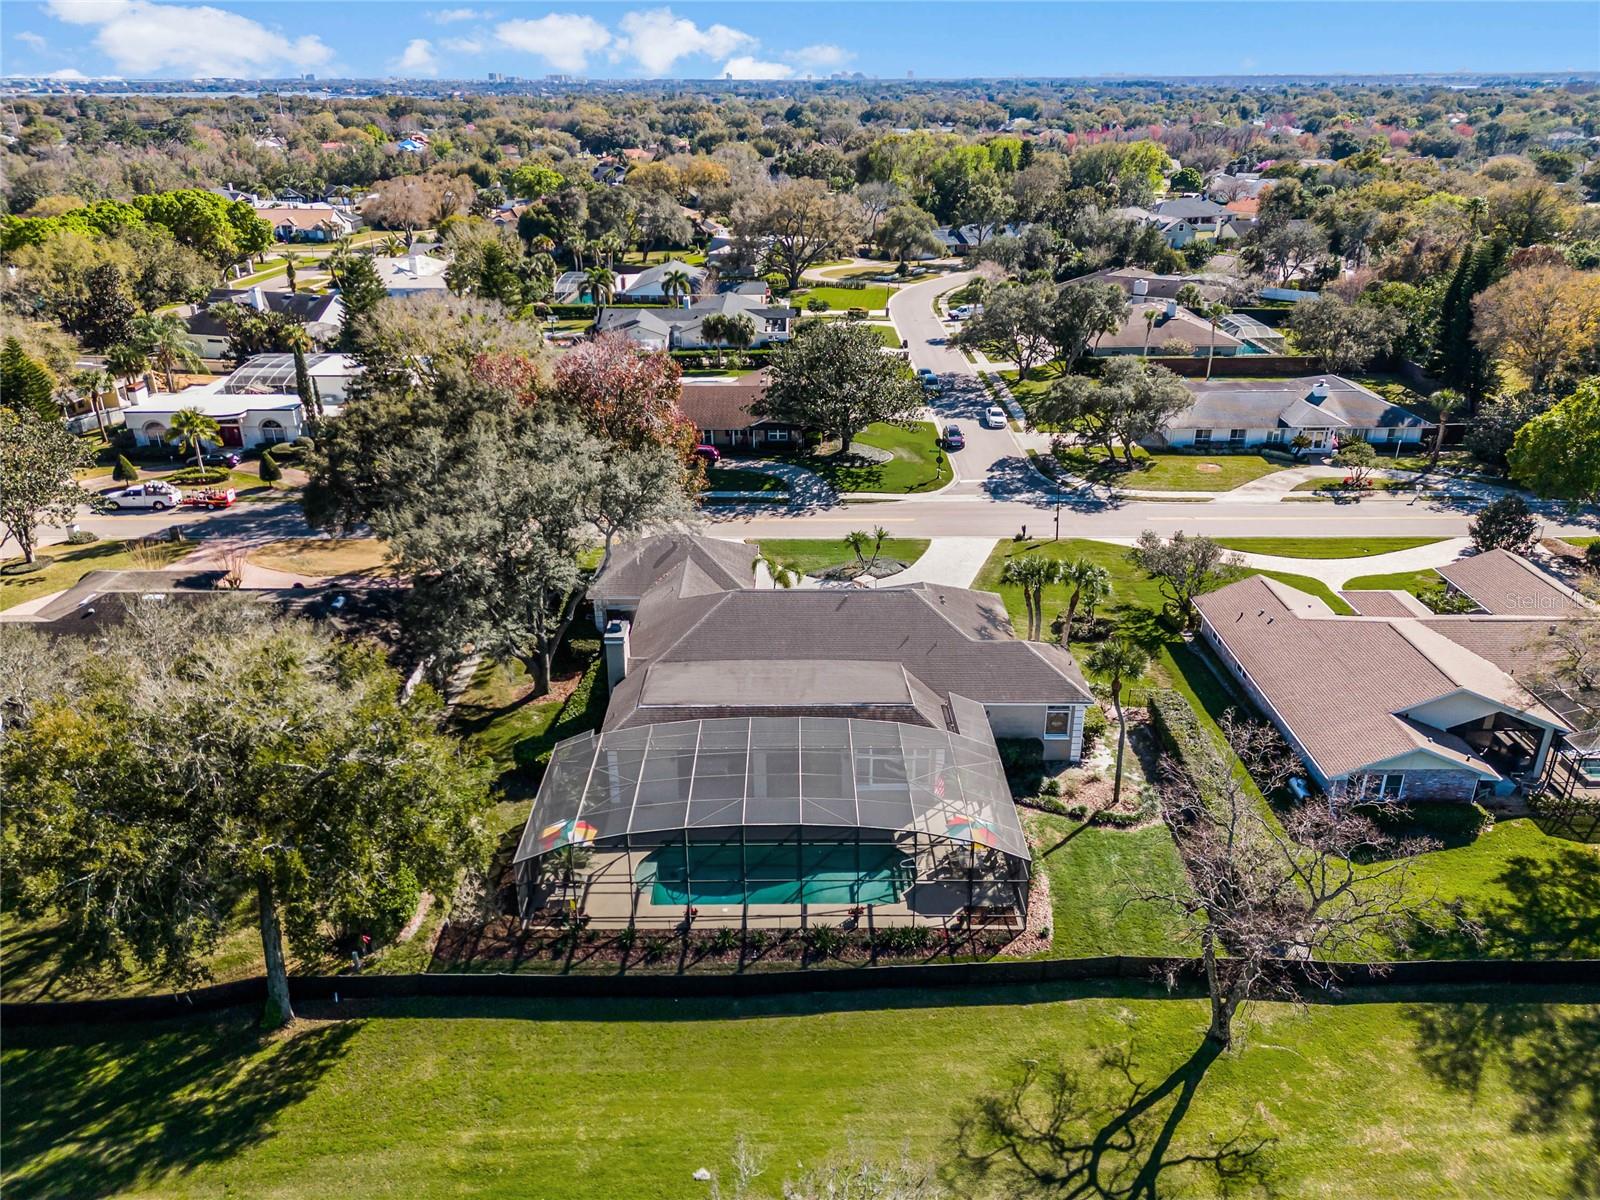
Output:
[4, 2, 1598, 84]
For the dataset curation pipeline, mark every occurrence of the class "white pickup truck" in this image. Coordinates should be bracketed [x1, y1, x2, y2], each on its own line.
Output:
[103, 481, 183, 511]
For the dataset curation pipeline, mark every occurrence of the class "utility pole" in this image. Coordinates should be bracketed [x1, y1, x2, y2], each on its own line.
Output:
[1054, 498, 1061, 542]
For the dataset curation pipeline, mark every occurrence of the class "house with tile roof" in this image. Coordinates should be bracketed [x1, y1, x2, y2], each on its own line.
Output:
[1196, 555, 1599, 803]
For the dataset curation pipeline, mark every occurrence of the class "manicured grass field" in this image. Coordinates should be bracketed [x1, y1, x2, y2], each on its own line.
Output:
[1214, 537, 1446, 559]
[246, 538, 394, 578]
[799, 421, 952, 494]
[704, 467, 788, 494]
[1564, 536, 1599, 547]
[790, 284, 892, 311]
[1028, 816, 1194, 957]
[1053, 445, 1287, 492]
[5, 986, 1595, 1199]
[751, 537, 930, 576]
[0, 538, 198, 611]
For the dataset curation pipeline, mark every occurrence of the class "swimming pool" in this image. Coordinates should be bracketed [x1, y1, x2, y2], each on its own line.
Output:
[643, 841, 910, 907]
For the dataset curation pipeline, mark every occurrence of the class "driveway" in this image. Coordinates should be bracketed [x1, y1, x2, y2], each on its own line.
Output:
[887, 273, 1050, 501]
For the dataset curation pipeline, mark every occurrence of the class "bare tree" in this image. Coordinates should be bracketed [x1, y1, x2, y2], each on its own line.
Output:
[1140, 714, 1440, 1047]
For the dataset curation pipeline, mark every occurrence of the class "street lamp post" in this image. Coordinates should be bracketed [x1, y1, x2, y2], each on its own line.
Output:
[1054, 498, 1061, 542]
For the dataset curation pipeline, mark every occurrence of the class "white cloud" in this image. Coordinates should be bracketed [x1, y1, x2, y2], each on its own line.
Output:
[615, 8, 753, 76]
[44, 0, 334, 77]
[395, 38, 438, 75]
[429, 7, 488, 22]
[442, 36, 484, 54]
[16, 31, 49, 52]
[43, 67, 90, 79]
[787, 43, 851, 70]
[721, 55, 793, 80]
[495, 13, 610, 72]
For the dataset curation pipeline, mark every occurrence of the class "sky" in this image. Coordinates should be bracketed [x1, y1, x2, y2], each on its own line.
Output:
[3, 1, 1598, 82]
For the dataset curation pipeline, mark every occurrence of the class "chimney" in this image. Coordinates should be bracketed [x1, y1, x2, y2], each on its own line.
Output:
[603, 619, 631, 693]
[1165, 299, 1177, 318]
[407, 253, 419, 277]
[1308, 378, 1329, 404]
[1132, 278, 1149, 297]
[250, 286, 267, 312]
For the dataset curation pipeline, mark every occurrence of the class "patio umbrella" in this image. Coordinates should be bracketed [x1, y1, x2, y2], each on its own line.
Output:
[539, 818, 600, 853]
[945, 814, 1000, 849]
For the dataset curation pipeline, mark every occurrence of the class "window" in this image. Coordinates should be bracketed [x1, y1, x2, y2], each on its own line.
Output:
[1386, 427, 1402, 442]
[1229, 428, 1246, 444]
[1266, 429, 1285, 445]
[259, 419, 287, 444]
[764, 428, 789, 442]
[1193, 429, 1212, 446]
[1044, 707, 1075, 738]
[1360, 773, 1405, 800]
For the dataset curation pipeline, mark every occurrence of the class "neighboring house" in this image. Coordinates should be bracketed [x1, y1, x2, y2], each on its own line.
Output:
[677, 374, 802, 450]
[1434, 549, 1596, 619]
[120, 378, 308, 451]
[183, 288, 346, 358]
[588, 533, 760, 629]
[616, 259, 708, 303]
[1153, 375, 1431, 453]
[1112, 207, 1200, 248]
[222, 352, 362, 405]
[590, 158, 628, 187]
[1197, 556, 1599, 802]
[1094, 299, 1244, 357]
[396, 137, 427, 154]
[1064, 267, 1233, 304]
[594, 292, 797, 352]
[371, 253, 451, 297]
[1206, 173, 1274, 201]
[933, 223, 1031, 255]
[1152, 197, 1229, 229]
[255, 204, 358, 243]
[552, 270, 596, 302]
[1217, 313, 1287, 352]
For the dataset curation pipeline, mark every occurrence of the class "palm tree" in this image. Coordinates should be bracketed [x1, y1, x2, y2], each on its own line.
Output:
[595, 231, 624, 270]
[1427, 388, 1464, 470]
[584, 265, 615, 307]
[133, 314, 204, 392]
[1000, 554, 1064, 641]
[167, 406, 222, 472]
[72, 367, 116, 439]
[844, 529, 871, 568]
[105, 341, 149, 394]
[1204, 301, 1230, 380]
[380, 234, 407, 256]
[1142, 309, 1157, 357]
[1086, 639, 1150, 811]
[281, 251, 304, 294]
[865, 526, 890, 571]
[661, 266, 694, 309]
[756, 554, 801, 590]
[1060, 558, 1112, 645]
[547, 843, 593, 897]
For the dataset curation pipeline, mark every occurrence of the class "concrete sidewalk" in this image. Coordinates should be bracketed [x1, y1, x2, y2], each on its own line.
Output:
[1090, 534, 1472, 590]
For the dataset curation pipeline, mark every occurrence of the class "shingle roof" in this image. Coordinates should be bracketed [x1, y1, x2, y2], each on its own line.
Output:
[1098, 301, 1243, 353]
[678, 375, 775, 431]
[606, 578, 1092, 731]
[1436, 549, 1592, 618]
[588, 534, 759, 605]
[1341, 590, 1433, 618]
[1175, 375, 1431, 432]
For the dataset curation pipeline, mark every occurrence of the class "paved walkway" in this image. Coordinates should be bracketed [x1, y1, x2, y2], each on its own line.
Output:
[889, 537, 997, 588]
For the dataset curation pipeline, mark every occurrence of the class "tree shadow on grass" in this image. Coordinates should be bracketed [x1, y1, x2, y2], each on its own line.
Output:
[1408, 847, 1600, 960]
[950, 1038, 1275, 1198]
[2, 1017, 360, 1200]
[1406, 999, 1600, 1198]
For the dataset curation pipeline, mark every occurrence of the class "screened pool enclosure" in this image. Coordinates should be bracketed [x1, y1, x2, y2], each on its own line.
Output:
[513, 707, 1032, 930]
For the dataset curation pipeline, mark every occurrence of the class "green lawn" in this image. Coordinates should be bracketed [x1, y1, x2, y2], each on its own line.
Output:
[705, 467, 788, 494]
[797, 421, 952, 494]
[1292, 477, 1418, 493]
[1564, 536, 1599, 547]
[5, 986, 1596, 1199]
[864, 322, 903, 347]
[1213, 537, 1446, 559]
[1052, 445, 1287, 492]
[751, 537, 930, 576]
[0, 539, 198, 611]
[789, 284, 892, 311]
[1342, 567, 1448, 598]
[1028, 816, 1194, 957]
[1249, 570, 1356, 615]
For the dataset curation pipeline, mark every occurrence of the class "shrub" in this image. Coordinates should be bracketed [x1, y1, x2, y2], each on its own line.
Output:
[166, 467, 230, 484]
[258, 450, 283, 484]
[804, 924, 845, 959]
[805, 297, 828, 312]
[710, 927, 738, 954]
[874, 925, 934, 956]
[641, 935, 671, 963]
[65, 529, 99, 545]
[1469, 494, 1538, 555]
[1040, 778, 1061, 797]
[762, 272, 789, 295]
[294, 435, 315, 451]
[112, 454, 139, 483]
[1585, 542, 1600, 574]
[1355, 800, 1491, 842]
[1082, 704, 1108, 755]
[336, 864, 420, 943]
[745, 928, 770, 954]
[614, 926, 638, 952]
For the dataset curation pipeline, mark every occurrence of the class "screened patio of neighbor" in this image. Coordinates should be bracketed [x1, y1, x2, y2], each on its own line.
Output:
[512, 709, 1032, 932]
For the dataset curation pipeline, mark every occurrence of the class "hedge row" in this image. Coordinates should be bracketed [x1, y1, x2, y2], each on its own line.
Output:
[1146, 687, 1234, 822]
[1022, 787, 1160, 829]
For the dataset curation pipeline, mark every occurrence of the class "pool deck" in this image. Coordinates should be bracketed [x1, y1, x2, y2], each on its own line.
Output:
[525, 847, 1025, 932]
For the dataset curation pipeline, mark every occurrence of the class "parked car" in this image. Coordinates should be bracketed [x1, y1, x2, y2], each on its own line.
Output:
[950, 306, 971, 320]
[102, 481, 183, 511]
[694, 444, 721, 463]
[982, 406, 1008, 429]
[916, 367, 935, 380]
[942, 424, 965, 450]
[202, 450, 241, 468]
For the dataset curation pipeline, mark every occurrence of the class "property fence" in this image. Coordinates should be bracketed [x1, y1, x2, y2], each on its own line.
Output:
[1140, 353, 1328, 377]
[7, 955, 1598, 1026]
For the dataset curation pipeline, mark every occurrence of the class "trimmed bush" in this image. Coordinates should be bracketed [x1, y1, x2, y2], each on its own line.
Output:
[1022, 785, 1160, 829]
[111, 454, 139, 483]
[258, 450, 283, 484]
[1082, 704, 1108, 755]
[64, 529, 99, 545]
[166, 467, 230, 485]
[1355, 800, 1492, 843]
